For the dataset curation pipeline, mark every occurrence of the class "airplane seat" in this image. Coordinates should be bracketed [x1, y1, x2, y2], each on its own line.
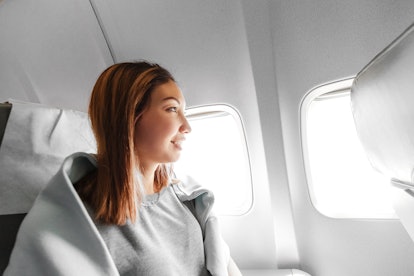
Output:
[0, 101, 95, 273]
[0, 102, 313, 276]
[0, 103, 24, 273]
[351, 22, 414, 242]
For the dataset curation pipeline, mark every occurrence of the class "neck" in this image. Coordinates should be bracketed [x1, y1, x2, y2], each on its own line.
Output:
[142, 173, 155, 194]
[140, 163, 158, 195]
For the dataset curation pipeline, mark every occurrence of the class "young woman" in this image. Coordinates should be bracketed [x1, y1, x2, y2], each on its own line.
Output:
[5, 61, 241, 276]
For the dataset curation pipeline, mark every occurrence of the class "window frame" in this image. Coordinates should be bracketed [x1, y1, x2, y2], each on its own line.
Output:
[300, 78, 397, 219]
[175, 103, 254, 216]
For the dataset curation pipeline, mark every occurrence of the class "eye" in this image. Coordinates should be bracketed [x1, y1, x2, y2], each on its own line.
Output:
[167, 106, 178, 113]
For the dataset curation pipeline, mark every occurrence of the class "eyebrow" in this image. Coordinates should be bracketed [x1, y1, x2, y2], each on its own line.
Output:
[161, 97, 180, 105]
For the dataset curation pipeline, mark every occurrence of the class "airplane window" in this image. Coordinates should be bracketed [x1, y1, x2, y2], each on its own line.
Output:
[301, 79, 397, 219]
[174, 104, 252, 216]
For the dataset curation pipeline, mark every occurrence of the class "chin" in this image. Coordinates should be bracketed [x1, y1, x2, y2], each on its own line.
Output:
[170, 154, 182, 163]
[161, 154, 181, 164]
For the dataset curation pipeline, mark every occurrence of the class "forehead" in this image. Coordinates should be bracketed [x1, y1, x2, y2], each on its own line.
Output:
[150, 81, 185, 105]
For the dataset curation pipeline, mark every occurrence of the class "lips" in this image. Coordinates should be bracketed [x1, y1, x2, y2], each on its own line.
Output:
[171, 138, 185, 149]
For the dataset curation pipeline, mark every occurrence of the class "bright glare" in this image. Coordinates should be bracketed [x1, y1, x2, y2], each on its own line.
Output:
[305, 91, 396, 218]
[174, 105, 252, 216]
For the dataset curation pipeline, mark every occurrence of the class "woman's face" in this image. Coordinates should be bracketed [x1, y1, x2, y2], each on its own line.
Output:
[134, 81, 191, 169]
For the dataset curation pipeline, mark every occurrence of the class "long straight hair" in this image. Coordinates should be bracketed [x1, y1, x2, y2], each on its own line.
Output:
[76, 61, 175, 225]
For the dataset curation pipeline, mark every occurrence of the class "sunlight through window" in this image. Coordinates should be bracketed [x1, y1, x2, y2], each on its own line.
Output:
[174, 104, 252, 216]
[301, 79, 396, 219]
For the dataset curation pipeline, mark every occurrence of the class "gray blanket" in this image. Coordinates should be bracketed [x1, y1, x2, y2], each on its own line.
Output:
[4, 152, 229, 276]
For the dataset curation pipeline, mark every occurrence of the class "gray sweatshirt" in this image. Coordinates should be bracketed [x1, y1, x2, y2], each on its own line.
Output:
[4, 152, 230, 276]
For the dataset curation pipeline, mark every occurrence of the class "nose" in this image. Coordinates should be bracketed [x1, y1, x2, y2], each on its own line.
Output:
[179, 115, 192, 134]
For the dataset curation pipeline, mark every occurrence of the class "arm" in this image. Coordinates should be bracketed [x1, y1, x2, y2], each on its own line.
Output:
[228, 257, 242, 276]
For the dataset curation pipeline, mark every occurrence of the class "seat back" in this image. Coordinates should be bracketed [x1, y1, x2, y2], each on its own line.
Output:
[0, 101, 95, 273]
[0, 104, 11, 146]
[351, 22, 414, 241]
[0, 104, 24, 273]
[0, 214, 25, 273]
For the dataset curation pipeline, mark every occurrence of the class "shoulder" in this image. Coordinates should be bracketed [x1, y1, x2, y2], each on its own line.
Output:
[172, 175, 216, 226]
[172, 175, 212, 201]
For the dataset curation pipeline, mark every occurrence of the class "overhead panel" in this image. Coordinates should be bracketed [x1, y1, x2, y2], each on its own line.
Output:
[0, 0, 113, 111]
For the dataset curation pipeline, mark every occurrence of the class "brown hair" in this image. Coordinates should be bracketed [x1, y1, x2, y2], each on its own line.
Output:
[76, 61, 175, 225]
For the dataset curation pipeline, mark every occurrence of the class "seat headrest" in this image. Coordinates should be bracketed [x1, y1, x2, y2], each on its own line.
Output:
[351, 23, 414, 185]
[0, 100, 96, 215]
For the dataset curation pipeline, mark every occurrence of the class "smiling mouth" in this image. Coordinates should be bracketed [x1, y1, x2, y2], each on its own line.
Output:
[171, 141, 182, 146]
[171, 140, 184, 149]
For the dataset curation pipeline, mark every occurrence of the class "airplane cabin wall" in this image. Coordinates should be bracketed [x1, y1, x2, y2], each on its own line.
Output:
[267, 1, 414, 275]
[0, 0, 113, 111]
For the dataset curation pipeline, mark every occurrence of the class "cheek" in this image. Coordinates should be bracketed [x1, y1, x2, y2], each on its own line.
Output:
[152, 116, 179, 138]
[135, 125, 157, 151]
[154, 123, 177, 145]
[135, 120, 175, 150]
